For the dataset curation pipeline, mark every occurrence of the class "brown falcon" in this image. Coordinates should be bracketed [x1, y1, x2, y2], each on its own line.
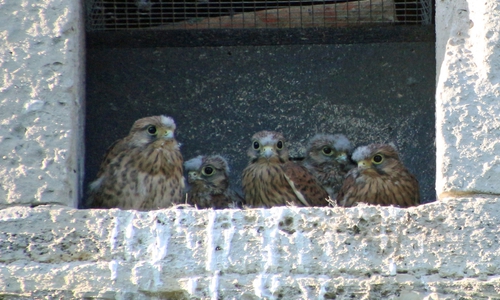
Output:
[336, 143, 420, 207]
[87, 115, 185, 210]
[184, 155, 244, 209]
[242, 130, 329, 208]
[301, 133, 355, 200]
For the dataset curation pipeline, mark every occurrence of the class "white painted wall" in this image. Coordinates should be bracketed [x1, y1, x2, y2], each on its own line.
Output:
[436, 0, 500, 198]
[2, 199, 500, 299]
[0, 0, 85, 209]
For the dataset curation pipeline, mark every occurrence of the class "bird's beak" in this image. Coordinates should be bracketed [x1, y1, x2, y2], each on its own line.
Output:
[163, 129, 174, 139]
[336, 152, 348, 163]
[188, 171, 200, 181]
[261, 146, 275, 158]
[357, 160, 370, 168]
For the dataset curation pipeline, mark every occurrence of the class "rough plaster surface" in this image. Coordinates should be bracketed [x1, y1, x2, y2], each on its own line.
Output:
[1, 198, 500, 299]
[0, 1, 85, 208]
[436, 0, 500, 198]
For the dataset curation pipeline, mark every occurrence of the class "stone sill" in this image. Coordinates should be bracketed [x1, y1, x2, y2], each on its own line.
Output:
[1, 198, 499, 299]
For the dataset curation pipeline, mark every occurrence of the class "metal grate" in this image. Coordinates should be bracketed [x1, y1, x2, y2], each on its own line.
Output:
[86, 0, 433, 31]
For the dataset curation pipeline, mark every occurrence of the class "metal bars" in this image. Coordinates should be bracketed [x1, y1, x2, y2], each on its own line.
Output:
[86, 0, 432, 31]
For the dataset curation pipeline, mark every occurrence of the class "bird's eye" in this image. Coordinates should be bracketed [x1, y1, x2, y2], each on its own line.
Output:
[276, 141, 283, 150]
[372, 154, 384, 164]
[253, 141, 260, 150]
[202, 166, 214, 176]
[322, 146, 333, 156]
[147, 125, 157, 135]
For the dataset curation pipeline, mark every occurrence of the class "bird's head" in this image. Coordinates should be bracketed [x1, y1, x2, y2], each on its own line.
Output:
[306, 133, 352, 165]
[184, 155, 230, 190]
[351, 144, 401, 174]
[248, 130, 289, 163]
[128, 115, 177, 148]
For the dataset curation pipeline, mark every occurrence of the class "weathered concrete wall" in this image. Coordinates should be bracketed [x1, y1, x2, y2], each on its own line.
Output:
[1, 198, 500, 299]
[1, 0, 500, 299]
[436, 0, 500, 198]
[0, 0, 85, 208]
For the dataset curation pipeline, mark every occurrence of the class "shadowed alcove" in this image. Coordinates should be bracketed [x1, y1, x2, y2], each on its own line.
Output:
[84, 0, 436, 207]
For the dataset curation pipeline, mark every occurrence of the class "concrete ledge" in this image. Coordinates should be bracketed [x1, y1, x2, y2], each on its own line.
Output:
[1, 198, 500, 299]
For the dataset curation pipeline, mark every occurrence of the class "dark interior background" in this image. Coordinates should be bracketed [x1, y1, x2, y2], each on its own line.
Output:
[84, 27, 436, 207]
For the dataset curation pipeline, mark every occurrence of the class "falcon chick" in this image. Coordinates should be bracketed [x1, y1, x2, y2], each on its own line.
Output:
[184, 155, 244, 209]
[301, 133, 355, 200]
[242, 130, 329, 208]
[336, 143, 420, 208]
[87, 115, 185, 210]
